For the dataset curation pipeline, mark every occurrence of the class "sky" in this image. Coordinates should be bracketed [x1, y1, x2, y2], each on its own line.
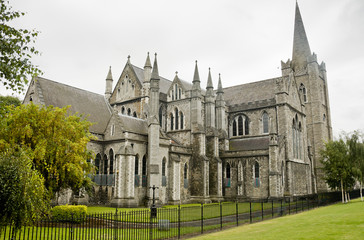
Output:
[2, 0, 364, 138]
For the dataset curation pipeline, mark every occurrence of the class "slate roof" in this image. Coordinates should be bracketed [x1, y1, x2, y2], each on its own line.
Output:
[34, 77, 112, 134]
[117, 114, 148, 135]
[229, 136, 269, 151]
[223, 78, 278, 106]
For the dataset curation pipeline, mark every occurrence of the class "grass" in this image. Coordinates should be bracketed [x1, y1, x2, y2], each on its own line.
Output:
[191, 198, 364, 240]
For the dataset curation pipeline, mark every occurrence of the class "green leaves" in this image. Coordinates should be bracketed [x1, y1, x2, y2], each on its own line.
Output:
[0, 0, 42, 94]
[0, 103, 95, 200]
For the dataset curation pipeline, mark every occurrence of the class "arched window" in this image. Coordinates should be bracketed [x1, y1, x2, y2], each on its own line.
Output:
[254, 161, 260, 187]
[162, 158, 167, 187]
[179, 88, 182, 99]
[292, 119, 296, 158]
[233, 119, 237, 136]
[262, 112, 269, 134]
[175, 108, 179, 130]
[184, 163, 188, 188]
[225, 163, 231, 187]
[299, 83, 307, 103]
[121, 106, 125, 115]
[135, 155, 139, 187]
[238, 116, 243, 136]
[103, 154, 108, 175]
[245, 118, 249, 135]
[175, 84, 178, 100]
[133, 112, 137, 118]
[170, 113, 174, 130]
[127, 108, 131, 116]
[172, 90, 174, 100]
[298, 122, 302, 159]
[159, 107, 163, 127]
[142, 155, 147, 187]
[109, 149, 114, 174]
[180, 112, 184, 130]
[95, 153, 101, 174]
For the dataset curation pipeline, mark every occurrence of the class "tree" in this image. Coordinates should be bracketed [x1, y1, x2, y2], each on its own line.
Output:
[0, 95, 21, 115]
[320, 139, 355, 203]
[0, 149, 47, 231]
[0, 0, 42, 93]
[0, 104, 95, 200]
[346, 131, 364, 201]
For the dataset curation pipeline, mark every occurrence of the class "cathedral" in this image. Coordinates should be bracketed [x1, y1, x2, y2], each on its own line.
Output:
[23, 3, 332, 207]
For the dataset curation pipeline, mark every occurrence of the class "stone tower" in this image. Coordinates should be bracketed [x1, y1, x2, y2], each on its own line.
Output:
[282, 2, 332, 192]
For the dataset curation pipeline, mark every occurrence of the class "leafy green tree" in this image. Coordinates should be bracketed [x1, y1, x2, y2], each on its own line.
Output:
[0, 149, 48, 230]
[346, 131, 364, 201]
[0, 0, 42, 93]
[0, 104, 95, 200]
[0, 95, 21, 115]
[320, 139, 355, 203]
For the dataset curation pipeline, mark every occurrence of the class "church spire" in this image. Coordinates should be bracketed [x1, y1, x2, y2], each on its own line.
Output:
[217, 73, 223, 94]
[193, 60, 200, 83]
[292, 2, 311, 71]
[192, 60, 201, 96]
[144, 52, 152, 68]
[151, 53, 160, 81]
[206, 68, 214, 98]
[106, 66, 113, 80]
[105, 66, 113, 100]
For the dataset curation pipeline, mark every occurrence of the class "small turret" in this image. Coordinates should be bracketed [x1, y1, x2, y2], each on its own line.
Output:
[105, 66, 113, 100]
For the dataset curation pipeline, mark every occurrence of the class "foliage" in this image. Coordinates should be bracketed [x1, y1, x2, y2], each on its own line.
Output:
[0, 103, 95, 199]
[51, 205, 87, 223]
[0, 95, 21, 115]
[320, 139, 355, 199]
[0, 0, 42, 93]
[0, 149, 48, 229]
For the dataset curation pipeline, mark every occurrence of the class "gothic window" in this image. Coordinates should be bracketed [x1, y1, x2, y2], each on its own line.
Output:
[135, 155, 139, 187]
[121, 106, 125, 115]
[162, 158, 167, 187]
[103, 154, 108, 175]
[254, 161, 260, 187]
[133, 112, 137, 118]
[323, 114, 326, 121]
[109, 149, 114, 174]
[225, 162, 231, 187]
[127, 108, 131, 116]
[175, 108, 179, 130]
[180, 112, 184, 130]
[184, 163, 188, 188]
[172, 90, 174, 100]
[262, 112, 269, 134]
[292, 118, 296, 158]
[245, 118, 249, 135]
[298, 122, 302, 159]
[179, 88, 182, 99]
[159, 107, 163, 127]
[238, 116, 243, 135]
[110, 124, 115, 136]
[292, 115, 302, 159]
[170, 113, 174, 130]
[232, 119, 237, 136]
[175, 84, 178, 100]
[142, 155, 147, 187]
[95, 153, 101, 174]
[299, 83, 307, 103]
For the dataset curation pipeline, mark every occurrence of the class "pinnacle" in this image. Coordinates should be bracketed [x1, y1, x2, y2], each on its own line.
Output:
[292, 1, 311, 70]
[144, 52, 152, 68]
[193, 60, 200, 83]
[217, 73, 223, 94]
[106, 66, 113, 80]
[151, 53, 160, 80]
[206, 68, 213, 89]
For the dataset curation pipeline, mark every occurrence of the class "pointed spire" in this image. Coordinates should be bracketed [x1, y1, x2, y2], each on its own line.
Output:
[292, 2, 311, 70]
[217, 73, 223, 94]
[193, 60, 200, 83]
[206, 68, 213, 89]
[144, 52, 152, 68]
[151, 53, 160, 80]
[106, 66, 113, 80]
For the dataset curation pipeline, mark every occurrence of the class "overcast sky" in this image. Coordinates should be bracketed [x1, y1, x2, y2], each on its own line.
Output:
[2, 0, 364, 138]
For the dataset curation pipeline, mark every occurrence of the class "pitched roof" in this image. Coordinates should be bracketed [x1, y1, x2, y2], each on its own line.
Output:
[223, 78, 278, 106]
[117, 114, 148, 134]
[229, 136, 269, 151]
[34, 77, 112, 134]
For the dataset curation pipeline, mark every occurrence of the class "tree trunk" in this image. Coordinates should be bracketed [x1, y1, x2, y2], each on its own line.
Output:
[360, 181, 363, 202]
[341, 178, 344, 203]
[345, 191, 348, 203]
[348, 192, 350, 202]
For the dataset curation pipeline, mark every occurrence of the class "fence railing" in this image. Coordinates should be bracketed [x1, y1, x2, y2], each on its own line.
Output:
[1, 190, 361, 240]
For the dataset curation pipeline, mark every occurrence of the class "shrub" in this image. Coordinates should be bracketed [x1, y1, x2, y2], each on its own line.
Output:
[51, 205, 87, 223]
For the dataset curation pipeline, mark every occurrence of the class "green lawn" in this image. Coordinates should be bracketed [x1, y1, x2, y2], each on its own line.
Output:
[191, 198, 364, 240]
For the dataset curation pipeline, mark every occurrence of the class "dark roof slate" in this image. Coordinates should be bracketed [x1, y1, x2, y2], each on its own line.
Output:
[117, 114, 148, 134]
[229, 136, 269, 151]
[35, 77, 112, 134]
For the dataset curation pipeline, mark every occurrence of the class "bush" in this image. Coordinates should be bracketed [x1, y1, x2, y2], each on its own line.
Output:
[51, 205, 87, 223]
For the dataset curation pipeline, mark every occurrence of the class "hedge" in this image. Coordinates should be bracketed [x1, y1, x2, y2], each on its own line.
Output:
[51, 205, 87, 223]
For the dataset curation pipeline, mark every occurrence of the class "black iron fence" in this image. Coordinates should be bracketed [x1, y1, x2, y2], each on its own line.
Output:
[1, 190, 361, 240]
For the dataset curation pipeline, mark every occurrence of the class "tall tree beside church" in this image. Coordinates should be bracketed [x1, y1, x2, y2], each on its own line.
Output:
[0, 104, 95, 199]
[0, 0, 42, 93]
[346, 131, 364, 201]
[320, 139, 355, 203]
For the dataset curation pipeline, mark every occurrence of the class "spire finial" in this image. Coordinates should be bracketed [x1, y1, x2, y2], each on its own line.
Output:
[144, 52, 152, 68]
[127, 55, 131, 64]
[175, 71, 178, 76]
[151, 53, 159, 80]
[292, 1, 311, 70]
